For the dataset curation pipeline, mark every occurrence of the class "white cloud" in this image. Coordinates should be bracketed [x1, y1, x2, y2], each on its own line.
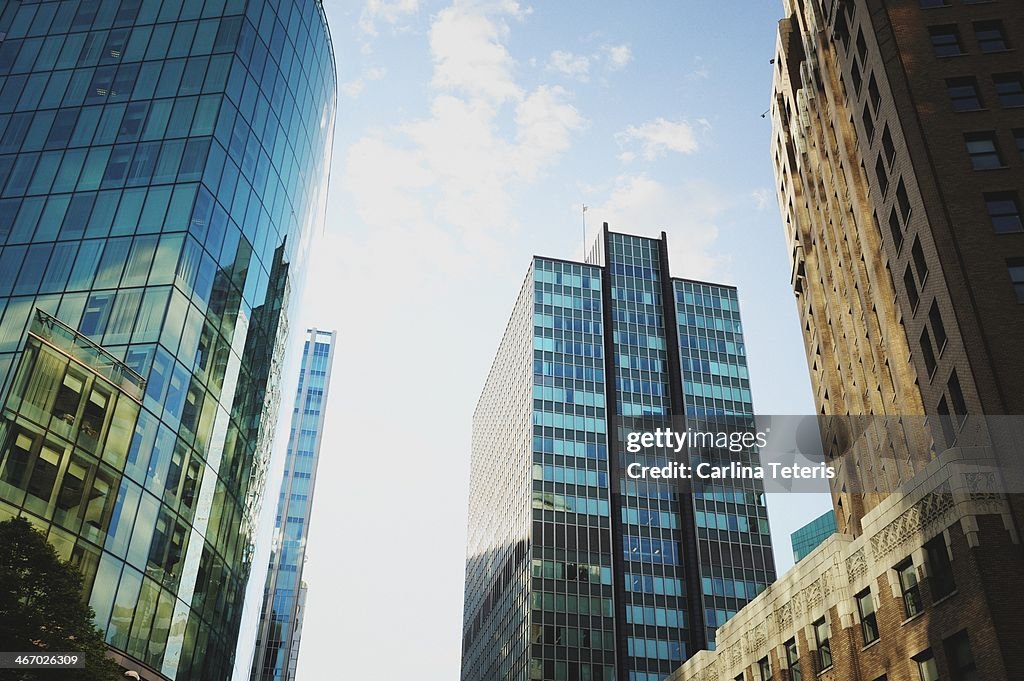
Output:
[752, 188, 772, 210]
[588, 175, 729, 280]
[617, 117, 701, 160]
[343, 1, 584, 245]
[689, 55, 710, 80]
[547, 50, 590, 81]
[430, 4, 522, 103]
[604, 44, 632, 70]
[339, 67, 388, 99]
[359, 0, 420, 36]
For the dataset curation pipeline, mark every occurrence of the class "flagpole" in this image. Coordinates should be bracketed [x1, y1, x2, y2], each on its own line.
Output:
[582, 204, 588, 260]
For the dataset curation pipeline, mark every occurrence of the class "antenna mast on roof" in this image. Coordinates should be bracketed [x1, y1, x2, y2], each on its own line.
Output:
[582, 204, 588, 260]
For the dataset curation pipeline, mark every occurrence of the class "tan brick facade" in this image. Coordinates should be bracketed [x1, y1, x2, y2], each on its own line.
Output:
[770, 0, 1024, 536]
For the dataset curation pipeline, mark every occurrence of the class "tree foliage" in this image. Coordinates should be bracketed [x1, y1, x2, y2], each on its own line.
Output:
[0, 517, 121, 681]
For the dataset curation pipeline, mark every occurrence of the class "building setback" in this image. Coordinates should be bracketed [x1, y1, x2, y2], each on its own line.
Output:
[0, 2, 336, 680]
[462, 225, 776, 681]
[249, 328, 335, 681]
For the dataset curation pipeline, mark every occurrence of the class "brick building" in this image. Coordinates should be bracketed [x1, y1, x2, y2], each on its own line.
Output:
[769, 0, 1024, 535]
[658, 0, 1024, 679]
[666, 449, 1021, 681]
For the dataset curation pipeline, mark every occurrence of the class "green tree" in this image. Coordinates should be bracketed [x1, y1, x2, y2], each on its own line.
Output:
[0, 517, 120, 681]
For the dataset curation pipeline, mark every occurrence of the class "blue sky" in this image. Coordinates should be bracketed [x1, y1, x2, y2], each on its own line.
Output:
[252, 1, 833, 678]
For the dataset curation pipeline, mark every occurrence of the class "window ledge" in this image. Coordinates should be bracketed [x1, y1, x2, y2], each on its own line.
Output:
[901, 611, 926, 626]
[932, 590, 959, 607]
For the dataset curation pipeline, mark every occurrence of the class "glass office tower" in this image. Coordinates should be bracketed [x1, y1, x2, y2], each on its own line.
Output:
[250, 328, 335, 681]
[462, 225, 775, 681]
[0, 2, 336, 680]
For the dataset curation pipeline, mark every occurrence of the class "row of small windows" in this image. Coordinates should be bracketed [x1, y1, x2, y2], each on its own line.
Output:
[622, 506, 678, 529]
[625, 637, 684, 662]
[701, 575, 765, 601]
[530, 591, 614, 617]
[532, 463, 609, 489]
[929, 21, 1010, 58]
[534, 436, 607, 460]
[531, 558, 611, 585]
[530, 624, 614, 650]
[532, 410, 606, 435]
[623, 572, 683, 596]
[532, 491, 610, 517]
[947, 73, 1024, 111]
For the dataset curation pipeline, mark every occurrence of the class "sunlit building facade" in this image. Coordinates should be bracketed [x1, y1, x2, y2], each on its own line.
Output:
[250, 328, 335, 681]
[0, 1, 336, 679]
[462, 225, 775, 681]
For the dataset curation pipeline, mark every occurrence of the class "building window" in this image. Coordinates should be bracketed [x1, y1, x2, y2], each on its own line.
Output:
[1014, 129, 1024, 158]
[785, 639, 801, 681]
[898, 561, 923, 618]
[882, 126, 896, 165]
[946, 77, 982, 111]
[930, 25, 963, 57]
[921, 329, 937, 377]
[1008, 259, 1024, 303]
[925, 535, 956, 599]
[863, 104, 875, 141]
[897, 180, 912, 222]
[904, 266, 920, 310]
[758, 656, 771, 681]
[889, 209, 904, 250]
[929, 301, 947, 351]
[993, 73, 1024, 107]
[857, 589, 879, 644]
[948, 369, 967, 417]
[938, 395, 957, 444]
[984, 191, 1023, 233]
[851, 61, 863, 94]
[974, 20, 1009, 53]
[965, 132, 1003, 169]
[920, 0, 949, 6]
[916, 651, 939, 681]
[875, 156, 889, 195]
[912, 238, 928, 283]
[869, 74, 881, 111]
[944, 630, 978, 681]
[813, 618, 832, 670]
[856, 29, 868, 63]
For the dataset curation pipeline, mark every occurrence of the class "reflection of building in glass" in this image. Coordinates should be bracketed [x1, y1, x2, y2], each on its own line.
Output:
[250, 329, 335, 681]
[790, 509, 835, 562]
[0, 2, 336, 679]
[462, 224, 775, 681]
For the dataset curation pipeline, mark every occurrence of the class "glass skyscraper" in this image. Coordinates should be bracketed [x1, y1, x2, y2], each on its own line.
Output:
[0, 2, 335, 680]
[249, 328, 335, 681]
[462, 225, 775, 681]
[789, 509, 836, 563]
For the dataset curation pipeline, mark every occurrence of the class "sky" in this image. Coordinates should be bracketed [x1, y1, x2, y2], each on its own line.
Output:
[247, 1, 833, 679]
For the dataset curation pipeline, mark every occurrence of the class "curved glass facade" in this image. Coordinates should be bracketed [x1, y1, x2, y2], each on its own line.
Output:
[0, 1, 336, 680]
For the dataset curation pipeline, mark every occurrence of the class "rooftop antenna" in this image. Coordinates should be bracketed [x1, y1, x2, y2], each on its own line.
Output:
[582, 204, 588, 259]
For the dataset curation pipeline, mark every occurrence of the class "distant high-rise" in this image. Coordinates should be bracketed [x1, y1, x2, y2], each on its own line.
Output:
[0, 2, 336, 679]
[770, 0, 1024, 535]
[250, 328, 335, 681]
[789, 509, 835, 562]
[462, 225, 775, 681]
